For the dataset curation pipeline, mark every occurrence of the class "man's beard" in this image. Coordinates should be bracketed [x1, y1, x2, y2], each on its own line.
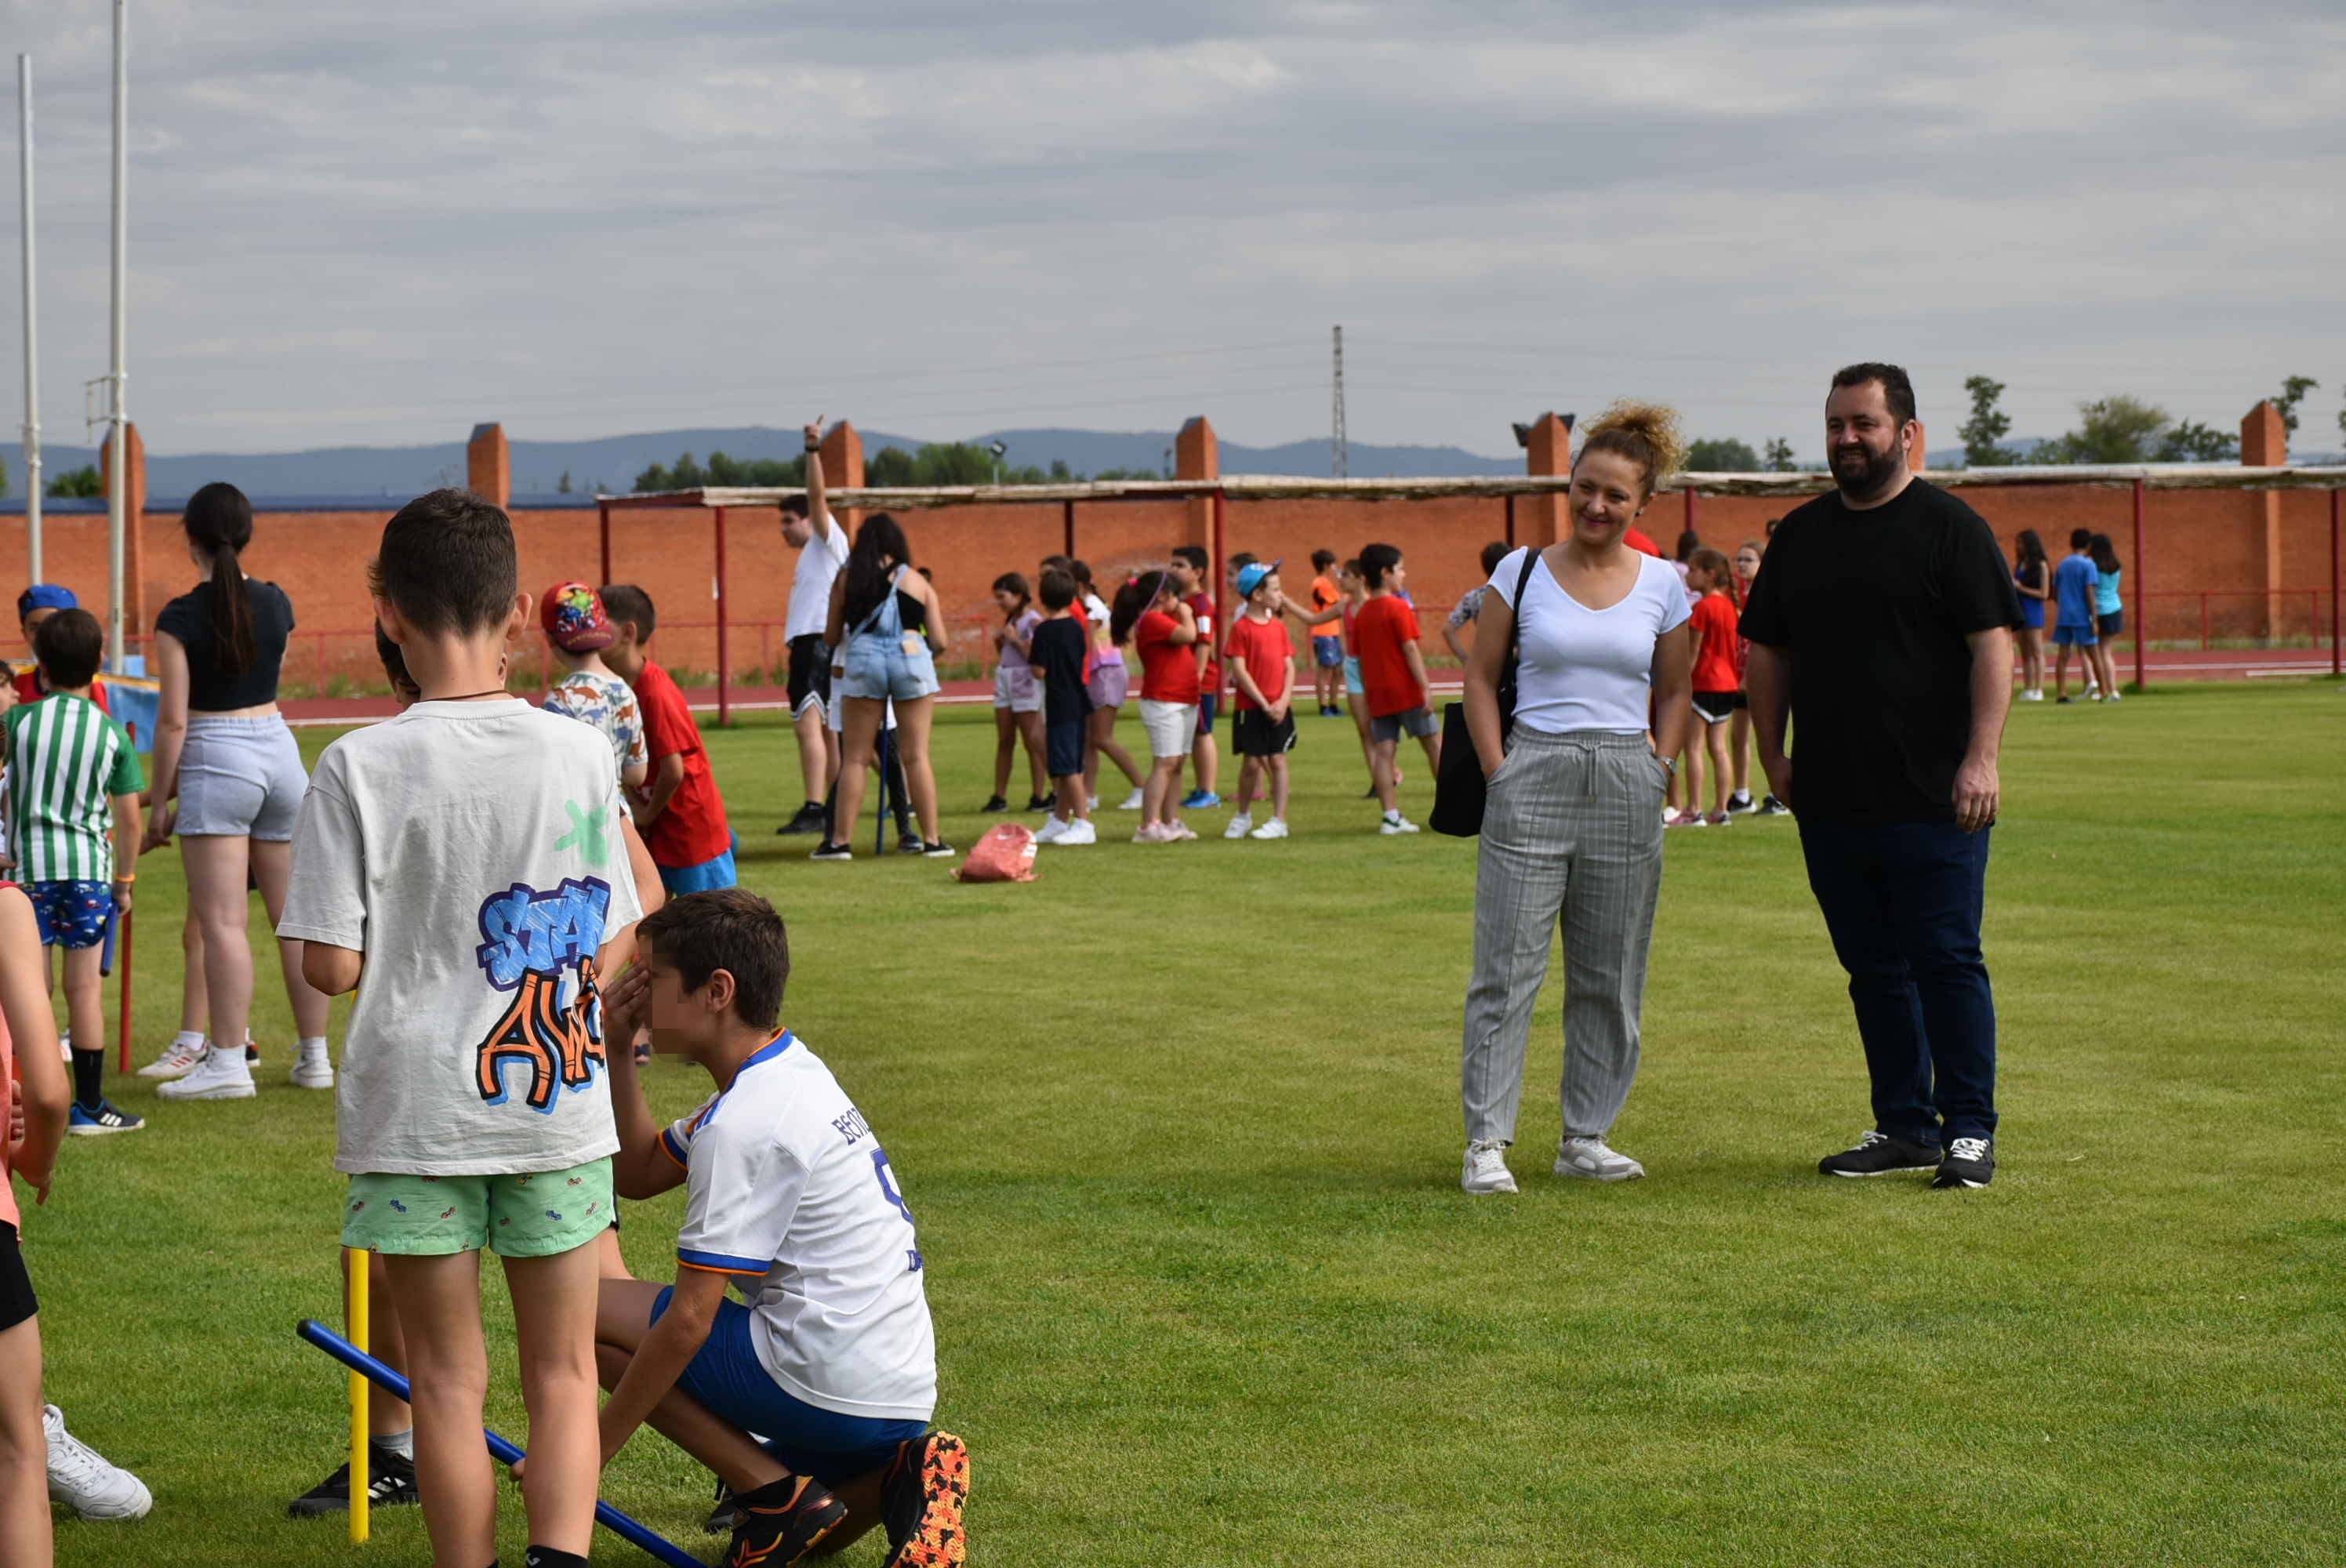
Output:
[1832, 440, 1905, 499]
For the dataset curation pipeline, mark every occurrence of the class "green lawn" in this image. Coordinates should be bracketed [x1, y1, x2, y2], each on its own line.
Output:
[34, 681, 2346, 1566]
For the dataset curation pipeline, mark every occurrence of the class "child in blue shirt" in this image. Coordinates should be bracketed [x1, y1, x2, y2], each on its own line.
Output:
[2050, 528, 2101, 704]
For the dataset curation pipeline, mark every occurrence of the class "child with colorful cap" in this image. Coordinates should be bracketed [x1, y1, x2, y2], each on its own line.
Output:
[539, 582, 649, 797]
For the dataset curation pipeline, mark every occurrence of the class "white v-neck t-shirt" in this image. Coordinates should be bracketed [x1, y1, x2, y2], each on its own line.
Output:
[1487, 546, 1690, 735]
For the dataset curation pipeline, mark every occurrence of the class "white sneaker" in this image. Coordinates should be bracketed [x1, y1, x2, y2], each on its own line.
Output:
[155, 1044, 256, 1101]
[2104, 690, 2122, 703]
[45, 1405, 152, 1519]
[1248, 818, 1290, 840]
[1554, 1135, 1644, 1182]
[291, 1039, 335, 1090]
[1086, 796, 1099, 811]
[1379, 811, 1420, 835]
[1034, 815, 1069, 844]
[1116, 788, 1146, 811]
[1462, 1140, 1518, 1195]
[1222, 812, 1254, 839]
[2019, 688, 2044, 702]
[1054, 818, 1097, 845]
[137, 1036, 209, 1079]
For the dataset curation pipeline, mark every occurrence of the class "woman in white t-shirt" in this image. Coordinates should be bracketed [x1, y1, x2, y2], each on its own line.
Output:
[1454, 402, 1695, 1197]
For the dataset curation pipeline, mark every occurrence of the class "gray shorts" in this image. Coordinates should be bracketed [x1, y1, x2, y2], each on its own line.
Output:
[178, 714, 307, 840]
[1371, 706, 1439, 744]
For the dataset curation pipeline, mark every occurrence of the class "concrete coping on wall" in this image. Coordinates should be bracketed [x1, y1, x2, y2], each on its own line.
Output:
[603, 464, 2346, 510]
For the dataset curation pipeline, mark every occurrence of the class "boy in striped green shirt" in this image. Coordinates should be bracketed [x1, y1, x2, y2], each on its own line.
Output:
[2, 608, 144, 1134]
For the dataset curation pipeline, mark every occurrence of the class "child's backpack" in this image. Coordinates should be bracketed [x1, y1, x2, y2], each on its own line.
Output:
[956, 822, 1039, 883]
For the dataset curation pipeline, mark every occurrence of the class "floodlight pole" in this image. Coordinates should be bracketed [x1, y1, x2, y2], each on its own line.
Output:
[17, 55, 40, 583]
[104, 0, 129, 671]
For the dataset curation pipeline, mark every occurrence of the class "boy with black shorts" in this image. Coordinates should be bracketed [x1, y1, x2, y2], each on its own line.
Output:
[1029, 568, 1096, 847]
[1223, 561, 1297, 840]
[4, 608, 145, 1134]
[594, 889, 968, 1567]
[779, 421, 849, 836]
[281, 488, 648, 1568]
[1353, 543, 1440, 835]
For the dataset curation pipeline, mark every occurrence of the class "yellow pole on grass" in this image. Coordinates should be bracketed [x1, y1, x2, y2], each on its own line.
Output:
[348, 1247, 369, 1544]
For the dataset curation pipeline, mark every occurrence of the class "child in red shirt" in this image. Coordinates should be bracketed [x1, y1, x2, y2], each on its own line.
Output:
[1680, 549, 1741, 826]
[598, 584, 735, 891]
[1223, 562, 1297, 840]
[1114, 570, 1200, 843]
[1353, 544, 1439, 835]
[1170, 546, 1220, 809]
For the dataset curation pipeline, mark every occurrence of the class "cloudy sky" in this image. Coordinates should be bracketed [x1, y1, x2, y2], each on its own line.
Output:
[4, 0, 2342, 460]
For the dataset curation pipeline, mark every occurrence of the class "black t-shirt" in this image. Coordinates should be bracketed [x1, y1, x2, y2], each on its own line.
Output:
[1738, 480, 2021, 824]
[1026, 616, 1092, 722]
[154, 579, 296, 711]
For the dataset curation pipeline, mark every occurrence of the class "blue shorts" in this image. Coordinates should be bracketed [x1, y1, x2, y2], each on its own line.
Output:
[28, 880, 112, 950]
[2054, 624, 2097, 648]
[659, 833, 739, 895]
[1312, 635, 1344, 670]
[1197, 692, 1218, 735]
[841, 633, 940, 703]
[1342, 655, 1364, 697]
[652, 1286, 927, 1485]
[2020, 599, 2044, 631]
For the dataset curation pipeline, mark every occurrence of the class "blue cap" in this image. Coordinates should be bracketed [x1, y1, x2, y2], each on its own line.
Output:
[1237, 560, 1282, 597]
[17, 584, 75, 621]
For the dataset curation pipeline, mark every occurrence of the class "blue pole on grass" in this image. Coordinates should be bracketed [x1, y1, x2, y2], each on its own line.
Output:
[296, 1319, 701, 1568]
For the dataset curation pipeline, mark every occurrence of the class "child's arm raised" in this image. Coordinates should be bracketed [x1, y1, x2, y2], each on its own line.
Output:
[598, 960, 685, 1202]
[0, 887, 67, 1206]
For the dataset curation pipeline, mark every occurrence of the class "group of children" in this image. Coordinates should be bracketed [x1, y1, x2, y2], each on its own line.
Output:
[2015, 527, 2127, 704]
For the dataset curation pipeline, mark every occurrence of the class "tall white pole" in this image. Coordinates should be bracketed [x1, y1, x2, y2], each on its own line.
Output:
[16, 55, 38, 583]
[106, 0, 127, 670]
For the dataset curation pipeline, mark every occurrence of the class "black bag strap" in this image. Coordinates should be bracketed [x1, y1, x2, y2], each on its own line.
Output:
[1502, 545, 1539, 680]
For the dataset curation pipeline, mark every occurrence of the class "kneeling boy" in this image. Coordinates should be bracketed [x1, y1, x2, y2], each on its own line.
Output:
[597, 890, 967, 1567]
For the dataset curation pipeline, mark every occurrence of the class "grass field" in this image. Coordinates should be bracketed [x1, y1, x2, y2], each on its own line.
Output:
[31, 680, 2346, 1566]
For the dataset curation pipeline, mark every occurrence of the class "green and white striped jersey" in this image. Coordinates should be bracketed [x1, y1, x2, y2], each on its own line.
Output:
[3, 693, 145, 884]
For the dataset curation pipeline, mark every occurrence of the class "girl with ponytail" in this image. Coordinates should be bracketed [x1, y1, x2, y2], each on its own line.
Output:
[142, 481, 330, 1099]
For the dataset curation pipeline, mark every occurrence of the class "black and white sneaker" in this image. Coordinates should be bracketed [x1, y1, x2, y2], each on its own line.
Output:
[288, 1443, 419, 1516]
[1932, 1136, 1995, 1189]
[921, 841, 957, 860]
[809, 840, 854, 862]
[1757, 794, 1791, 816]
[775, 801, 828, 836]
[1818, 1130, 1941, 1178]
[724, 1474, 847, 1566]
[898, 829, 924, 855]
[1724, 791, 1758, 815]
[1024, 793, 1053, 812]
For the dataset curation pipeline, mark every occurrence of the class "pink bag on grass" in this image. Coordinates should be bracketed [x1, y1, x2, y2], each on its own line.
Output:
[956, 822, 1039, 883]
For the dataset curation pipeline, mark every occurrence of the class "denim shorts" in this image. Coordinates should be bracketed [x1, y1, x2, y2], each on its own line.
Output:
[1313, 635, 1344, 670]
[179, 714, 307, 840]
[651, 1287, 928, 1485]
[841, 633, 940, 703]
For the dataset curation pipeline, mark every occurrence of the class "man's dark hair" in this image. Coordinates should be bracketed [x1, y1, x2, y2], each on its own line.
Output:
[1171, 544, 1208, 573]
[34, 607, 104, 689]
[1038, 567, 1077, 611]
[779, 494, 810, 519]
[1227, 551, 1256, 574]
[1830, 362, 1917, 426]
[637, 887, 790, 1033]
[599, 583, 656, 641]
[372, 488, 517, 637]
[1479, 539, 1509, 576]
[1359, 543, 1402, 590]
[2069, 528, 2093, 551]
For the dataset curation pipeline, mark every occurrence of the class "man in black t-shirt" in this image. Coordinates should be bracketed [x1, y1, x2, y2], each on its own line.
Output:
[1740, 363, 2021, 1191]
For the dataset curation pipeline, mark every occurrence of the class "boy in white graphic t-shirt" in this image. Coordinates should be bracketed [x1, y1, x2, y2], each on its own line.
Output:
[281, 489, 648, 1568]
[594, 889, 968, 1568]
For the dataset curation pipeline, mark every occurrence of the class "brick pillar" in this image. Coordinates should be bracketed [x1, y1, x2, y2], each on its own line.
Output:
[1521, 412, 1572, 547]
[2241, 401, 2286, 639]
[1908, 419, 1928, 474]
[1177, 416, 1218, 548]
[467, 422, 511, 508]
[819, 420, 865, 537]
[98, 420, 148, 646]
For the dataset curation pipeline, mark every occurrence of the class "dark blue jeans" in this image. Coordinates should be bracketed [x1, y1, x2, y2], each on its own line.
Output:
[1797, 818, 1997, 1146]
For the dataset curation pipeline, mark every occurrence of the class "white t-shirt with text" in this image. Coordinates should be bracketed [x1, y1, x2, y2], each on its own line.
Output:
[663, 1030, 937, 1422]
[1489, 547, 1691, 735]
[279, 699, 645, 1177]
[786, 511, 851, 642]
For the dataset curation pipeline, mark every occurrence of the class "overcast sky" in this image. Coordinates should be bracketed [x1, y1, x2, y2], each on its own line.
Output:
[4, 0, 2342, 461]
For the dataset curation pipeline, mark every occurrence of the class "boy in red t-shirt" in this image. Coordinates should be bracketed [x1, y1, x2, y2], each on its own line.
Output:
[1680, 549, 1741, 826]
[1222, 562, 1297, 840]
[598, 584, 735, 891]
[1170, 546, 1220, 809]
[1353, 544, 1438, 835]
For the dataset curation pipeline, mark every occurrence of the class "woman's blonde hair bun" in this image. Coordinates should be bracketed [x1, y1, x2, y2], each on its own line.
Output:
[1576, 400, 1687, 494]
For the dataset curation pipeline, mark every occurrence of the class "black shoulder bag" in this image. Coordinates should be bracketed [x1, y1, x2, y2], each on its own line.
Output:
[1430, 546, 1540, 837]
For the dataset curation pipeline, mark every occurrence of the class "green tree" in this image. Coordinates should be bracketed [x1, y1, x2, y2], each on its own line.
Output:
[2028, 397, 2171, 465]
[2272, 376, 2318, 435]
[1048, 459, 1072, 481]
[2154, 420, 2236, 462]
[865, 443, 1047, 487]
[556, 470, 572, 495]
[1685, 437, 1759, 471]
[1762, 438, 1797, 473]
[1959, 375, 2017, 466]
[0, 455, 9, 497]
[47, 464, 100, 498]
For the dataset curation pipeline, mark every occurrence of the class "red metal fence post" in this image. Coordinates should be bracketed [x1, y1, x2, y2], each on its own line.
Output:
[714, 507, 731, 727]
[2331, 487, 2341, 678]
[1683, 485, 1698, 540]
[2131, 477, 2146, 693]
[1211, 489, 1229, 701]
[598, 500, 612, 586]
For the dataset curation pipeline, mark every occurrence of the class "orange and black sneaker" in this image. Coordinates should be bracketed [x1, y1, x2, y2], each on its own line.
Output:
[724, 1473, 847, 1567]
[881, 1431, 970, 1567]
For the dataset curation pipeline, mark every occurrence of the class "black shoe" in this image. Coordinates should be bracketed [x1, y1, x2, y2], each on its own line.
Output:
[921, 841, 957, 859]
[1818, 1131, 1941, 1178]
[898, 830, 924, 854]
[724, 1475, 847, 1567]
[810, 840, 854, 862]
[703, 1481, 741, 1536]
[289, 1443, 419, 1516]
[1932, 1136, 1995, 1189]
[880, 1431, 969, 1568]
[1024, 793, 1053, 812]
[1757, 794, 1790, 816]
[775, 801, 828, 836]
[979, 795, 1008, 813]
[1360, 786, 1378, 800]
[245, 1042, 260, 1063]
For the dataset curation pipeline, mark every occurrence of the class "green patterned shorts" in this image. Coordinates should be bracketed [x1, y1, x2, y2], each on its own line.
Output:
[342, 1158, 614, 1258]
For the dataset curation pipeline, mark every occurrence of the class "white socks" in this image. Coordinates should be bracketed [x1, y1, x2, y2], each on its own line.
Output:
[173, 1029, 204, 1050]
[375, 1428, 413, 1459]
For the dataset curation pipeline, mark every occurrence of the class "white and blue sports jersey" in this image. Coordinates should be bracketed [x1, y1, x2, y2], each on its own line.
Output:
[662, 1029, 936, 1422]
